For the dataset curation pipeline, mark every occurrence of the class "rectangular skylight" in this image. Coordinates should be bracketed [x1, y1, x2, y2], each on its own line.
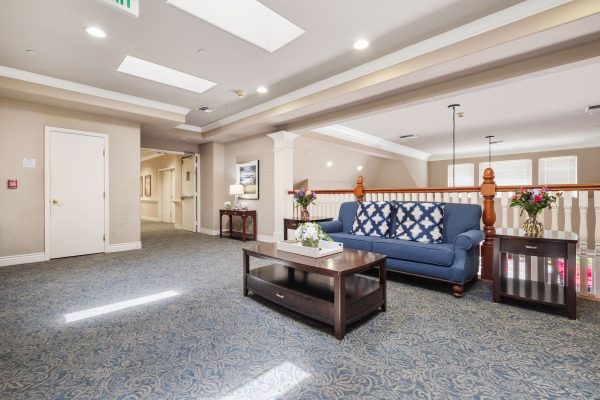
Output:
[117, 56, 216, 94]
[166, 0, 304, 53]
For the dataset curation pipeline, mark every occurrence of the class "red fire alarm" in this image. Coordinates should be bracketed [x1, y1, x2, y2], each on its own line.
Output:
[7, 180, 17, 189]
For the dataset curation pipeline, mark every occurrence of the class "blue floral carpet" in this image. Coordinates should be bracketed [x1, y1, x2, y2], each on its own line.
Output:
[0, 221, 599, 399]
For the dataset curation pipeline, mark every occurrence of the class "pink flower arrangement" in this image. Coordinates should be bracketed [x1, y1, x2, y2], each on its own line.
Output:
[510, 187, 561, 218]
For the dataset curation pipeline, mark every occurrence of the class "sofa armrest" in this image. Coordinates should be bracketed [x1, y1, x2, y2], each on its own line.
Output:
[454, 229, 484, 251]
[319, 220, 343, 234]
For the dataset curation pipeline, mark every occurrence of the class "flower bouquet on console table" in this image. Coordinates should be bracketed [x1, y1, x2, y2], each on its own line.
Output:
[293, 189, 317, 221]
[510, 187, 561, 236]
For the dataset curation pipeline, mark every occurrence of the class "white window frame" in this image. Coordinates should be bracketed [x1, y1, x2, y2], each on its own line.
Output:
[538, 156, 577, 185]
[447, 163, 475, 187]
[479, 159, 532, 186]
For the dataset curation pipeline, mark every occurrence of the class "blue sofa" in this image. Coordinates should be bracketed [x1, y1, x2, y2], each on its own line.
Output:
[319, 201, 484, 297]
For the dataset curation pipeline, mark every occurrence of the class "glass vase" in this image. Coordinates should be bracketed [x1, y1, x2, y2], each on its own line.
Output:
[300, 206, 310, 221]
[523, 209, 544, 236]
[302, 239, 318, 248]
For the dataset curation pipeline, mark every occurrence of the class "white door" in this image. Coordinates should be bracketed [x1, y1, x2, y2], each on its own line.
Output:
[181, 156, 196, 232]
[161, 170, 174, 223]
[49, 130, 105, 258]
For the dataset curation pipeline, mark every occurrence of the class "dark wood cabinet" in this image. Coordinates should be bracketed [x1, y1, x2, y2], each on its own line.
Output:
[219, 209, 256, 242]
[493, 228, 578, 319]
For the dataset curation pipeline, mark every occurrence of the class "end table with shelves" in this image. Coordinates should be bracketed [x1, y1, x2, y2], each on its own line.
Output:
[220, 209, 257, 242]
[492, 228, 578, 319]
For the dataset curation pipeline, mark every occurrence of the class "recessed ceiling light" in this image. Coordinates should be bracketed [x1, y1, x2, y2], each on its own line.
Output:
[85, 26, 107, 38]
[326, 161, 333, 168]
[196, 105, 215, 112]
[167, 0, 304, 53]
[257, 86, 268, 94]
[357, 165, 363, 171]
[117, 55, 216, 94]
[25, 49, 38, 56]
[353, 39, 369, 50]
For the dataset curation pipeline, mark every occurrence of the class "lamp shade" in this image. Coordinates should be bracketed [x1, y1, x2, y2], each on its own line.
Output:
[229, 184, 244, 195]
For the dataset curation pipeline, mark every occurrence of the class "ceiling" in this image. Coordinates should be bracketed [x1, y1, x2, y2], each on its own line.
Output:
[339, 58, 600, 160]
[0, 1, 519, 125]
[1, 0, 600, 150]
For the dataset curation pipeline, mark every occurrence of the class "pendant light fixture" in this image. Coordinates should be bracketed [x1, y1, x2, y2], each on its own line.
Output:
[448, 104, 460, 187]
[485, 135, 503, 168]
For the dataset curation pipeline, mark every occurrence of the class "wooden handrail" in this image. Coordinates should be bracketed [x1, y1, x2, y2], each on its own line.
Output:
[288, 183, 600, 196]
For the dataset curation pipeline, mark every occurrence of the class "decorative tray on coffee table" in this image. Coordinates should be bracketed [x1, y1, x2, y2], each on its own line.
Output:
[276, 240, 343, 258]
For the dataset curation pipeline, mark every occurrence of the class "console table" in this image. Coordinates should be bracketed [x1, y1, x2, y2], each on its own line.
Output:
[492, 228, 578, 319]
[219, 209, 257, 242]
[283, 217, 333, 240]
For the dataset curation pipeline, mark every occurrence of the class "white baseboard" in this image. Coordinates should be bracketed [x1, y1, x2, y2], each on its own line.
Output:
[257, 235, 275, 243]
[200, 228, 220, 236]
[106, 242, 142, 253]
[141, 217, 160, 222]
[0, 252, 47, 267]
[174, 224, 183, 230]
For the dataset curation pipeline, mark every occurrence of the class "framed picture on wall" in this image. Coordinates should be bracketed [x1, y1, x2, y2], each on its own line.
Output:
[144, 175, 151, 197]
[236, 160, 259, 200]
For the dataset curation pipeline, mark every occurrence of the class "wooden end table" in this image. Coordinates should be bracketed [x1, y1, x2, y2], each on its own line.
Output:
[493, 228, 578, 319]
[243, 243, 386, 340]
[283, 217, 333, 240]
[219, 209, 257, 242]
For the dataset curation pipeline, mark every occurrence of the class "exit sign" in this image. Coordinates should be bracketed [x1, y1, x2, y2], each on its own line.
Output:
[100, 0, 139, 17]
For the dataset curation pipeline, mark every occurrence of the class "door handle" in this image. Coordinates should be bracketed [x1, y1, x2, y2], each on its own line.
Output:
[52, 198, 60, 205]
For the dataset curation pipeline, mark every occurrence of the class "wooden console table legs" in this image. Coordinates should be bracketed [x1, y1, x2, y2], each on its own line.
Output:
[333, 274, 346, 340]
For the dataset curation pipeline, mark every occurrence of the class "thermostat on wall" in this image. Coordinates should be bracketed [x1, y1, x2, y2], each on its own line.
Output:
[7, 180, 17, 189]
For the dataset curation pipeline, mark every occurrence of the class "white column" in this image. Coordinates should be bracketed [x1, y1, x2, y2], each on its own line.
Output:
[268, 131, 299, 241]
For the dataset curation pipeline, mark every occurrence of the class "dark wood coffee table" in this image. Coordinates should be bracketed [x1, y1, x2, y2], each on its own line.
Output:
[243, 243, 386, 339]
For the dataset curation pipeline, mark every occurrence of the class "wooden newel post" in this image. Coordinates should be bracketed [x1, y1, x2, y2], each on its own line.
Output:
[354, 176, 365, 202]
[480, 167, 496, 281]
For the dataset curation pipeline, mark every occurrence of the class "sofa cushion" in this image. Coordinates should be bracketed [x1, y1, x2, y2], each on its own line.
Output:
[329, 233, 374, 252]
[373, 238, 455, 267]
[394, 202, 444, 243]
[350, 201, 394, 237]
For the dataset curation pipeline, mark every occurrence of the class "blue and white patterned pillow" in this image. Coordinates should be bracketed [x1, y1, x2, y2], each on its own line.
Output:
[351, 202, 393, 237]
[394, 202, 445, 243]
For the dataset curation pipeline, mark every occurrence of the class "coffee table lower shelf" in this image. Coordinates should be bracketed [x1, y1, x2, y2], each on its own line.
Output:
[246, 264, 384, 337]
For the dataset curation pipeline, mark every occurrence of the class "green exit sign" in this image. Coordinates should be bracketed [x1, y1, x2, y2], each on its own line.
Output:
[100, 0, 139, 17]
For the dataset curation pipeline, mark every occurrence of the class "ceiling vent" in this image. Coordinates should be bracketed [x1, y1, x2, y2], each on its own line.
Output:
[585, 105, 600, 114]
[196, 105, 215, 113]
[395, 134, 419, 143]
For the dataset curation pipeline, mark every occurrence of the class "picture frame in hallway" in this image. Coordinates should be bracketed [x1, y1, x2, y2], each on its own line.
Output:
[144, 175, 151, 197]
[236, 160, 259, 200]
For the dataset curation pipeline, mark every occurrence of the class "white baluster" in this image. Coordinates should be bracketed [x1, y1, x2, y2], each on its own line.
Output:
[593, 191, 600, 297]
[551, 196, 560, 231]
[460, 192, 468, 204]
[578, 191, 588, 296]
[512, 207, 520, 229]
[450, 192, 459, 203]
[470, 192, 479, 206]
[500, 192, 509, 229]
[435, 193, 443, 203]
[426, 193, 434, 202]
[564, 191, 573, 232]
[411, 193, 418, 202]
[443, 192, 451, 203]
[418, 193, 426, 202]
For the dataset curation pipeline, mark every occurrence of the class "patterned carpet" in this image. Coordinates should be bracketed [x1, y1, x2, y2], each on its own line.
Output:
[1, 221, 599, 399]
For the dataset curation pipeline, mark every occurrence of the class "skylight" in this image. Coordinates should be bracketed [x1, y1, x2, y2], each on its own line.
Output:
[117, 56, 216, 94]
[166, 0, 304, 53]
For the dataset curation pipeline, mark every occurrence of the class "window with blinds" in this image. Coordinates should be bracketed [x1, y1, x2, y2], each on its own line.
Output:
[478, 159, 532, 186]
[447, 163, 474, 187]
[539, 156, 577, 185]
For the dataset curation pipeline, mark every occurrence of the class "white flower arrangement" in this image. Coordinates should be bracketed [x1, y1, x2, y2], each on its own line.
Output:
[295, 222, 332, 247]
[224, 201, 232, 209]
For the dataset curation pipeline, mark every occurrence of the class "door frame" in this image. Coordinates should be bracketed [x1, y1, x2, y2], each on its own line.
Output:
[158, 167, 175, 223]
[44, 126, 109, 260]
[180, 154, 201, 232]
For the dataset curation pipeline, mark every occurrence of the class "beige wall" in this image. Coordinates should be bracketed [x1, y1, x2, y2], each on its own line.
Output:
[428, 147, 600, 187]
[294, 136, 428, 189]
[0, 98, 140, 257]
[140, 155, 183, 225]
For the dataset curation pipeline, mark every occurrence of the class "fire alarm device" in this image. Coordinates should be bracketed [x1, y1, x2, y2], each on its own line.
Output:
[7, 180, 17, 189]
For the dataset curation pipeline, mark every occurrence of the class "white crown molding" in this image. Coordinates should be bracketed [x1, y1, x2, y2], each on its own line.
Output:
[0, 65, 191, 115]
[428, 140, 600, 161]
[0, 252, 46, 267]
[106, 242, 142, 253]
[200, 228, 220, 236]
[313, 124, 430, 161]
[200, 0, 569, 133]
[175, 124, 203, 133]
